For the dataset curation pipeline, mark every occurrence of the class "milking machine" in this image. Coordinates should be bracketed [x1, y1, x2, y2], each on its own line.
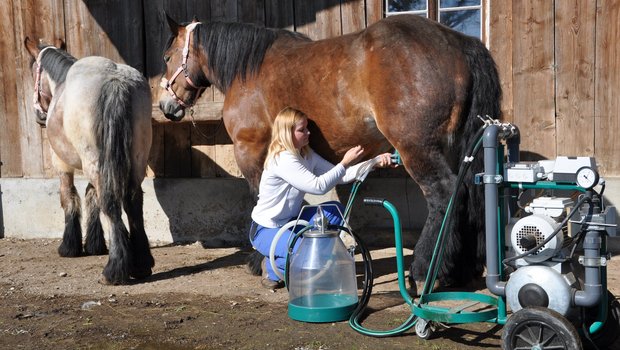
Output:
[275, 119, 619, 349]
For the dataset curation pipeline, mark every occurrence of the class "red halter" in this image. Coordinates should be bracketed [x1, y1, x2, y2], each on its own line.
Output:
[32, 46, 56, 115]
[160, 22, 205, 108]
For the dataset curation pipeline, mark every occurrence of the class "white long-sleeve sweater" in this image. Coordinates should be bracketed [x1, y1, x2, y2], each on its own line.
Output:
[251, 149, 367, 228]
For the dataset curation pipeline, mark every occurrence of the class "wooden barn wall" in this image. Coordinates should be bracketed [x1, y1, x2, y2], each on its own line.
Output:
[1, 0, 619, 179]
[488, 0, 620, 175]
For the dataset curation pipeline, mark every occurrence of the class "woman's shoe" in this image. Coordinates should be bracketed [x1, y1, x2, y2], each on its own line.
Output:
[261, 277, 284, 290]
[261, 258, 284, 290]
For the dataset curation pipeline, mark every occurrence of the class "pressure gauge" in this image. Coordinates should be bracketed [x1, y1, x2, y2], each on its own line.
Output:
[575, 166, 599, 189]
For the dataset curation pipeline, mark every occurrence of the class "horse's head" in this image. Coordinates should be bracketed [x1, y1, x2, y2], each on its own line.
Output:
[24, 37, 65, 126]
[158, 14, 210, 122]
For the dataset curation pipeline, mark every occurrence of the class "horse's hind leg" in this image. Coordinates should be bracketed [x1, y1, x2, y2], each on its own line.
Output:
[57, 172, 83, 257]
[124, 180, 154, 279]
[84, 183, 107, 255]
[100, 205, 131, 285]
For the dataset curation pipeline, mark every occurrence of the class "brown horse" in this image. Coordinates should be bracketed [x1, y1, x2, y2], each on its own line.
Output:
[25, 38, 154, 285]
[158, 14, 501, 288]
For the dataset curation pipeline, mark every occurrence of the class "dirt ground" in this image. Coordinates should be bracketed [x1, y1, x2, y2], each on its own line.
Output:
[0, 238, 618, 350]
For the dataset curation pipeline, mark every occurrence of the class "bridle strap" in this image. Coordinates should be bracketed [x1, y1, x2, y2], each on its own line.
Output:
[33, 46, 56, 115]
[160, 22, 205, 108]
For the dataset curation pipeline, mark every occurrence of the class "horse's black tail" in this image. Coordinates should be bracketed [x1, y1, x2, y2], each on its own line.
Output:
[446, 37, 502, 286]
[246, 250, 264, 276]
[95, 78, 133, 218]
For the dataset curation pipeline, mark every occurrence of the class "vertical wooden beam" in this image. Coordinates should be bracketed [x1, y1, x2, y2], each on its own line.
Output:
[488, 0, 514, 122]
[594, 0, 620, 175]
[63, 0, 144, 67]
[190, 122, 218, 178]
[11, 0, 66, 177]
[265, 0, 294, 30]
[0, 0, 21, 177]
[366, 0, 384, 26]
[238, 0, 265, 25]
[164, 123, 192, 177]
[555, 0, 596, 157]
[511, 0, 556, 160]
[294, 0, 342, 39]
[341, 0, 365, 34]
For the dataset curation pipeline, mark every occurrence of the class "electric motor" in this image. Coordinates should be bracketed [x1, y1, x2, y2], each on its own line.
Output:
[510, 214, 566, 263]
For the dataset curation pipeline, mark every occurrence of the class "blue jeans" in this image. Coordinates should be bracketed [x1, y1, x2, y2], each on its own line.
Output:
[250, 201, 345, 281]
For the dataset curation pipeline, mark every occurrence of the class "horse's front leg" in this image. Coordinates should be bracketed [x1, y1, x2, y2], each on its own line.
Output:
[57, 171, 83, 257]
[231, 131, 270, 195]
[395, 146, 458, 293]
[124, 179, 154, 279]
[228, 121, 271, 275]
[84, 182, 107, 255]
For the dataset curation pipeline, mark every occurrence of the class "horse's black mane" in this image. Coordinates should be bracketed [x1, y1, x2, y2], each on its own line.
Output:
[38, 45, 77, 85]
[180, 21, 309, 93]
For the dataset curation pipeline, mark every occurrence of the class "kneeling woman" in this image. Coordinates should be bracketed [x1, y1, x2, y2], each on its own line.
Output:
[250, 107, 393, 289]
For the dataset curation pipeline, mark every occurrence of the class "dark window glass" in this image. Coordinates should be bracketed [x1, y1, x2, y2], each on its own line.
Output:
[388, 0, 427, 12]
[440, 0, 480, 8]
[440, 9, 480, 38]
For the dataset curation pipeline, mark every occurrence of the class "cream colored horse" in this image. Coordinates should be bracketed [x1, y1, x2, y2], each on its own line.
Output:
[25, 38, 153, 285]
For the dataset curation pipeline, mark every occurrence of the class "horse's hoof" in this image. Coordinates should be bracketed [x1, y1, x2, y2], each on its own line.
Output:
[84, 246, 108, 256]
[130, 269, 152, 280]
[98, 275, 126, 286]
[410, 279, 441, 297]
[58, 245, 82, 258]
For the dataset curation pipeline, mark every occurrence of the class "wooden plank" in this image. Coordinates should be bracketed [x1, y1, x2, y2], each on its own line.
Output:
[366, 0, 384, 26]
[488, 0, 513, 122]
[214, 124, 242, 178]
[190, 122, 219, 178]
[594, 0, 620, 176]
[210, 0, 237, 21]
[511, 0, 556, 160]
[0, 0, 21, 177]
[555, 0, 596, 157]
[63, 0, 144, 68]
[164, 123, 192, 177]
[238, 0, 266, 25]
[147, 123, 165, 177]
[14, 0, 66, 178]
[294, 0, 342, 39]
[265, 0, 294, 30]
[211, 0, 238, 103]
[341, 0, 365, 34]
[152, 101, 224, 123]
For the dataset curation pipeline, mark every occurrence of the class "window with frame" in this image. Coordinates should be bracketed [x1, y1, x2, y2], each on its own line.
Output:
[385, 0, 482, 39]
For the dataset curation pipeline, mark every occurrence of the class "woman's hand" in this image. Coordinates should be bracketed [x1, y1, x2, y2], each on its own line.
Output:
[340, 145, 364, 168]
[373, 153, 397, 168]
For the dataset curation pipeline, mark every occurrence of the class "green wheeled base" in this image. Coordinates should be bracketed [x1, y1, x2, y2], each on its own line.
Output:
[412, 291, 499, 324]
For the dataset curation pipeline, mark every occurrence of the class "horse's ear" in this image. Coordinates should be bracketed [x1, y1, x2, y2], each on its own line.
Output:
[54, 38, 66, 50]
[165, 12, 179, 36]
[24, 37, 39, 59]
[192, 15, 199, 23]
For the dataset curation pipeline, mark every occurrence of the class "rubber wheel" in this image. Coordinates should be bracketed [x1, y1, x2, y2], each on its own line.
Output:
[415, 318, 434, 340]
[502, 307, 582, 350]
[585, 292, 620, 350]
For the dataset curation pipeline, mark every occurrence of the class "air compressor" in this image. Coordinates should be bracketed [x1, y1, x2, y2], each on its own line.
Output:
[277, 119, 619, 349]
[399, 121, 618, 349]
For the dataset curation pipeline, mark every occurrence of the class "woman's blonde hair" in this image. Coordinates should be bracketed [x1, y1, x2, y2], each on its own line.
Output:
[264, 107, 310, 168]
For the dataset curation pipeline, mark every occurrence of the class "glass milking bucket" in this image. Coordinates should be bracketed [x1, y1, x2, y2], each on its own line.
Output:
[287, 206, 358, 323]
